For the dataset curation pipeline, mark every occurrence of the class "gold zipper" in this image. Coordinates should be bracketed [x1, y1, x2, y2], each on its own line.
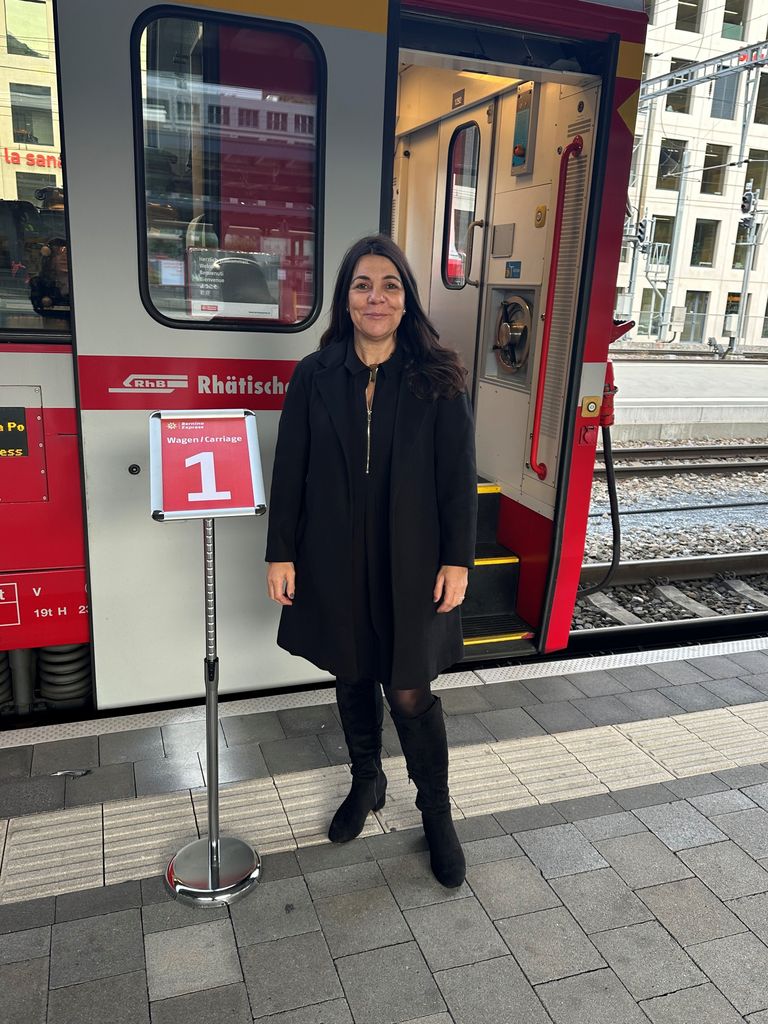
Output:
[365, 365, 378, 475]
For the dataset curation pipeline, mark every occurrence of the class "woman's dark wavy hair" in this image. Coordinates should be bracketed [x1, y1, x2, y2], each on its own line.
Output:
[319, 234, 467, 400]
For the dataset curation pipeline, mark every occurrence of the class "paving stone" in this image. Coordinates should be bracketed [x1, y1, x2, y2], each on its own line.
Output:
[277, 705, 339, 739]
[230, 876, 319, 946]
[496, 907, 605, 984]
[537, 967, 649, 1023]
[480, 680, 541, 709]
[453, 814, 504, 843]
[444, 714, 496, 745]
[336, 942, 445, 1024]
[729, 651, 768, 675]
[715, 765, 768, 789]
[616, 690, 686, 720]
[133, 754, 204, 796]
[47, 969, 150, 1024]
[365, 828, 428, 860]
[405, 896, 508, 971]
[49, 908, 144, 988]
[727, 892, 768, 944]
[647, 661, 710, 686]
[570, 696, 635, 726]
[699, 676, 767, 704]
[260, 736, 331, 775]
[438, 686, 493, 715]
[680, 841, 768, 900]
[687, 656, 748, 679]
[743, 783, 768, 811]
[142, 898, 228, 934]
[610, 665, 679, 691]
[465, 856, 560, 920]
[690, 789, 757, 815]
[711, 808, 768, 859]
[657, 683, 728, 712]
[749, 673, 768, 695]
[474, 707, 545, 740]
[241, 931, 342, 1017]
[591, 921, 704, 999]
[318, 730, 351, 765]
[315, 885, 411, 957]
[634, 799, 727, 851]
[305, 860, 386, 899]
[462, 835, 523, 866]
[140, 875, 172, 905]
[145, 918, 242, 1001]
[149, 983, 251, 1024]
[665, 774, 729, 798]
[550, 867, 654, 933]
[296, 838, 374, 874]
[687, 932, 768, 1016]
[0, 925, 50, 965]
[638, 876, 747, 946]
[595, 832, 692, 889]
[253, 1000, 354, 1024]
[612, 784, 676, 810]
[0, 745, 32, 780]
[520, 677, 583, 703]
[494, 804, 566, 833]
[160, 721, 225, 759]
[64, 761, 136, 807]
[552, 794, 623, 821]
[525, 700, 594, 733]
[564, 670, 628, 697]
[260, 850, 303, 883]
[99, 727, 163, 765]
[0, 774, 65, 817]
[641, 982, 745, 1024]
[380, 851, 470, 910]
[435, 955, 550, 1024]
[55, 880, 141, 922]
[220, 711, 286, 746]
[0, 958, 53, 1024]
[401, 1017, 452, 1024]
[750, 1012, 768, 1024]
[575, 811, 648, 842]
[30, 736, 99, 775]
[0, 896, 54, 935]
[204, 741, 270, 784]
[515, 823, 608, 878]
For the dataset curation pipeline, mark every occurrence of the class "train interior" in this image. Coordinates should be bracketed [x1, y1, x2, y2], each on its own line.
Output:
[392, 34, 602, 658]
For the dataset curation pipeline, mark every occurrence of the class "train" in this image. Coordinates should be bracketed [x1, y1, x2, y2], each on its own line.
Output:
[0, 0, 647, 711]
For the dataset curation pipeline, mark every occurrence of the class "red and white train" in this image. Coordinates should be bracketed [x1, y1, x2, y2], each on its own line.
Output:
[0, 0, 647, 710]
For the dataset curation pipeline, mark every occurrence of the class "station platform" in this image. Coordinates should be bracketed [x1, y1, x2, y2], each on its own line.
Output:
[612, 361, 768, 441]
[3, 638, 768, 1022]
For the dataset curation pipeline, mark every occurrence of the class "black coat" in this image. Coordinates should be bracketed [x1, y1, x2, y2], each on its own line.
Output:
[265, 340, 477, 687]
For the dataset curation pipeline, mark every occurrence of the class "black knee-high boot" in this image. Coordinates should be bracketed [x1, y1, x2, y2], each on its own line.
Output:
[390, 696, 465, 888]
[328, 680, 387, 843]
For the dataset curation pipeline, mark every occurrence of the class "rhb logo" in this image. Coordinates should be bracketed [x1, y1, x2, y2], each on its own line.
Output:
[108, 373, 189, 394]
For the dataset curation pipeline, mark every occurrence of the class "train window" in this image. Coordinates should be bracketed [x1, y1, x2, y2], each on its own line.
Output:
[0, 2, 69, 335]
[135, 14, 323, 329]
[442, 123, 480, 289]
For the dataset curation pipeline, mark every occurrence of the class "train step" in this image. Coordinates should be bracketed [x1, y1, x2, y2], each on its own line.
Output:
[461, 613, 536, 660]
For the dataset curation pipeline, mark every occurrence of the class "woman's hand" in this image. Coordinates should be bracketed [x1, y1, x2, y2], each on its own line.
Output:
[267, 562, 295, 606]
[434, 565, 468, 613]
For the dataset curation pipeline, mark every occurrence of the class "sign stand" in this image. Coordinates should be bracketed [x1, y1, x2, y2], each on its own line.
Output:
[149, 409, 266, 907]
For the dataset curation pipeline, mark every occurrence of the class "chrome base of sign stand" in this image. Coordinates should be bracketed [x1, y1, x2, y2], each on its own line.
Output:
[166, 836, 261, 907]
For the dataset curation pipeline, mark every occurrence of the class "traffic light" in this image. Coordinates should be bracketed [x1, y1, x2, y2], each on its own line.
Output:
[741, 190, 756, 219]
[637, 219, 648, 243]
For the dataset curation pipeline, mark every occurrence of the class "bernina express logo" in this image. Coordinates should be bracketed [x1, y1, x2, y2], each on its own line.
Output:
[108, 373, 190, 394]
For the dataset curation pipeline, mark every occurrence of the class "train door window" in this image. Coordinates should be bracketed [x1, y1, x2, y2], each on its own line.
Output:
[442, 122, 480, 289]
[0, 3, 68, 334]
[701, 144, 729, 195]
[656, 139, 686, 191]
[134, 14, 323, 329]
[690, 220, 719, 267]
[681, 290, 709, 343]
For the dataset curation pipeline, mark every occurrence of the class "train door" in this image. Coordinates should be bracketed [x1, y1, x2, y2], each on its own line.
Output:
[51, 0, 393, 708]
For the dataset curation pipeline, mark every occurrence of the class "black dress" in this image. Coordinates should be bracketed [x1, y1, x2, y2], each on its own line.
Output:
[344, 340, 403, 686]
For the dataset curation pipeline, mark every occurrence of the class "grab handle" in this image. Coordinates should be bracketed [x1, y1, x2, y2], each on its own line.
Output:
[464, 218, 485, 287]
[529, 135, 583, 481]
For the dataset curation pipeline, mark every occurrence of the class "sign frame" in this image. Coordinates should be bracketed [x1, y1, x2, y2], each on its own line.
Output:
[149, 408, 266, 521]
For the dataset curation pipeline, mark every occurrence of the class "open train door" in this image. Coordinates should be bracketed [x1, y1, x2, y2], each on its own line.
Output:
[55, 0, 396, 707]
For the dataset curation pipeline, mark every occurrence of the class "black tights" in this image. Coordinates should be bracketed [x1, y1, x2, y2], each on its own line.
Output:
[336, 678, 433, 719]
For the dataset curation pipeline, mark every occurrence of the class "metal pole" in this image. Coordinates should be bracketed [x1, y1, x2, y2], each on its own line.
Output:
[735, 202, 759, 349]
[203, 517, 220, 882]
[659, 149, 689, 340]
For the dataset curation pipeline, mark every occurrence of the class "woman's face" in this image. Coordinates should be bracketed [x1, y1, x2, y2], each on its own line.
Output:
[347, 254, 405, 347]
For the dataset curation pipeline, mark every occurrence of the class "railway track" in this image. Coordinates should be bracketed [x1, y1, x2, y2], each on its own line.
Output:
[594, 443, 768, 476]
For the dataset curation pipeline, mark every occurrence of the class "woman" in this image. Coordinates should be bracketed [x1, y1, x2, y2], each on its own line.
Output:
[266, 235, 477, 888]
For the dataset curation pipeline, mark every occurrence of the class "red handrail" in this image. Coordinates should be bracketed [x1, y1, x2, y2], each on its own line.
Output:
[529, 134, 584, 481]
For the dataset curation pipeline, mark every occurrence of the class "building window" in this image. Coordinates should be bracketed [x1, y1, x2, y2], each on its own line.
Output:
[733, 222, 758, 270]
[745, 149, 768, 196]
[755, 75, 768, 125]
[207, 104, 230, 126]
[723, 0, 747, 39]
[629, 136, 641, 190]
[676, 0, 701, 32]
[762, 296, 768, 338]
[238, 107, 259, 128]
[295, 114, 314, 134]
[266, 111, 288, 131]
[723, 291, 741, 334]
[5, 0, 47, 57]
[656, 138, 686, 190]
[691, 220, 719, 267]
[645, 0, 655, 23]
[681, 291, 709, 343]
[701, 144, 729, 195]
[177, 101, 200, 122]
[666, 60, 693, 113]
[442, 122, 481, 289]
[650, 215, 674, 266]
[711, 72, 738, 120]
[639, 288, 665, 336]
[15, 170, 56, 204]
[10, 83, 54, 146]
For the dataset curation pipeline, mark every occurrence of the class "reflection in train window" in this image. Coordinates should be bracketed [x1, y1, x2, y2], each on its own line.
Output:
[442, 123, 480, 289]
[136, 14, 323, 328]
